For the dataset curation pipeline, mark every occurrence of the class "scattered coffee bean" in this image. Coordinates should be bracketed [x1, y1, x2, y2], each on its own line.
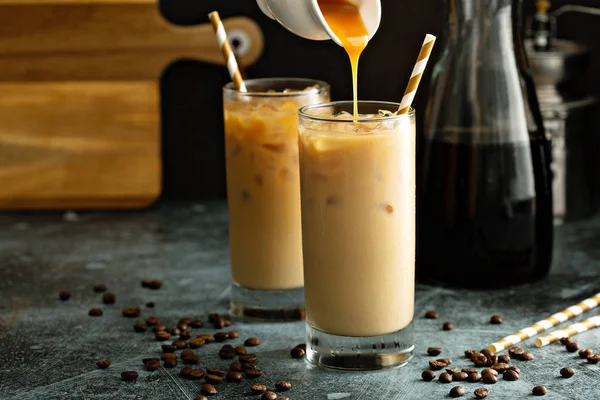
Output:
[425, 310, 439, 319]
[519, 352, 534, 361]
[93, 284, 107, 293]
[214, 332, 228, 342]
[173, 340, 187, 350]
[145, 359, 160, 371]
[146, 302, 154, 308]
[153, 323, 167, 332]
[427, 347, 443, 356]
[164, 359, 177, 368]
[227, 330, 240, 339]
[467, 373, 482, 383]
[180, 367, 192, 378]
[481, 368, 498, 377]
[462, 368, 477, 375]
[472, 353, 488, 367]
[452, 372, 468, 382]
[239, 354, 258, 363]
[560, 337, 573, 345]
[212, 317, 225, 329]
[579, 348, 594, 358]
[474, 387, 489, 399]
[142, 279, 162, 290]
[565, 341, 579, 352]
[480, 349, 494, 358]
[189, 338, 206, 349]
[446, 368, 459, 374]
[491, 363, 509, 373]
[482, 374, 498, 384]
[181, 350, 200, 364]
[206, 368, 225, 377]
[177, 322, 189, 331]
[229, 361, 243, 372]
[196, 334, 214, 343]
[102, 292, 116, 304]
[195, 396, 208, 400]
[223, 316, 233, 327]
[442, 322, 454, 331]
[497, 354, 510, 364]
[560, 367, 574, 378]
[508, 347, 524, 357]
[161, 344, 175, 353]
[141, 279, 152, 288]
[121, 370, 138, 381]
[276, 381, 292, 392]
[188, 369, 205, 380]
[201, 383, 217, 396]
[421, 370, 436, 381]
[245, 369, 263, 379]
[439, 372, 452, 383]
[262, 391, 277, 400]
[88, 308, 103, 317]
[486, 355, 498, 366]
[464, 350, 476, 359]
[244, 337, 261, 347]
[59, 291, 71, 301]
[155, 331, 171, 341]
[179, 317, 193, 325]
[179, 330, 192, 340]
[221, 344, 234, 352]
[532, 385, 547, 396]
[218, 349, 235, 360]
[142, 357, 159, 364]
[205, 374, 224, 384]
[587, 354, 600, 364]
[503, 370, 519, 381]
[490, 315, 504, 324]
[167, 328, 181, 336]
[449, 386, 465, 398]
[223, 370, 241, 383]
[208, 313, 220, 322]
[507, 366, 520, 374]
[161, 353, 177, 361]
[429, 360, 447, 370]
[234, 346, 247, 355]
[291, 347, 305, 358]
[251, 384, 267, 394]
[96, 360, 110, 369]
[242, 362, 256, 370]
[440, 358, 453, 365]
[122, 308, 141, 318]
[145, 316, 159, 325]
[295, 343, 307, 351]
[190, 320, 203, 328]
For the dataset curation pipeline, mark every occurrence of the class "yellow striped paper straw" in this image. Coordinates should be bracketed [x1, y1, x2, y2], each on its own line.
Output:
[536, 316, 600, 347]
[208, 11, 247, 92]
[488, 292, 600, 353]
[397, 34, 436, 115]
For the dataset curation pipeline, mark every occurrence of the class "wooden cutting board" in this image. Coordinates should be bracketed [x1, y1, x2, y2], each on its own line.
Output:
[0, 0, 264, 210]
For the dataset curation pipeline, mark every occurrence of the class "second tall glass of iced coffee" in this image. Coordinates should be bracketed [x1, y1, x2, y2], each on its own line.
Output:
[224, 78, 330, 321]
[298, 101, 416, 370]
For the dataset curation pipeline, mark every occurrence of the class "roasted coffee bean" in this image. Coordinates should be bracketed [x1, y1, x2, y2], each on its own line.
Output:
[229, 361, 243, 372]
[59, 291, 71, 301]
[121, 370, 138, 381]
[474, 387, 489, 399]
[208, 313, 220, 323]
[179, 367, 193, 378]
[587, 354, 600, 364]
[205, 374, 223, 384]
[532, 385, 547, 396]
[195, 396, 208, 400]
[449, 386, 465, 398]
[560, 367, 575, 378]
[180, 349, 195, 359]
[212, 317, 225, 329]
[503, 370, 519, 381]
[472, 353, 488, 367]
[427, 347, 443, 356]
[167, 328, 181, 336]
[439, 372, 452, 383]
[177, 322, 189, 331]
[486, 356, 498, 366]
[88, 308, 103, 317]
[579, 348, 594, 358]
[102, 292, 116, 304]
[291, 347, 305, 358]
[220, 344, 234, 352]
[491, 363, 509, 373]
[161, 344, 176, 353]
[218, 349, 235, 360]
[173, 340, 187, 350]
[179, 330, 193, 340]
[442, 322, 454, 331]
[239, 354, 257, 363]
[519, 352, 534, 361]
[566, 341, 579, 352]
[141, 279, 152, 288]
[507, 366, 520, 374]
[481, 368, 498, 377]
[295, 343, 307, 351]
[421, 370, 436, 381]
[425, 310, 439, 319]
[201, 383, 217, 396]
[93, 284, 107, 293]
[155, 331, 171, 341]
[147, 280, 162, 290]
[508, 347, 524, 357]
[195, 334, 213, 343]
[223, 371, 241, 383]
[188, 369, 205, 380]
[142, 357, 159, 364]
[262, 391, 277, 400]
[445, 368, 459, 374]
[122, 308, 141, 318]
[145, 359, 160, 371]
[482, 374, 498, 384]
[96, 360, 110, 369]
[490, 315, 504, 324]
[468, 373, 482, 383]
[234, 346, 247, 355]
[213, 332, 228, 342]
[497, 354, 510, 364]
[153, 323, 167, 332]
[251, 384, 268, 394]
[275, 381, 292, 392]
[244, 337, 261, 347]
[429, 360, 447, 370]
[145, 316, 159, 325]
[462, 368, 477, 375]
[146, 302, 155, 308]
[228, 330, 240, 339]
[480, 349, 494, 358]
[242, 362, 256, 371]
[464, 350, 476, 359]
[223, 316, 233, 326]
[164, 359, 177, 368]
[189, 338, 206, 349]
[178, 317, 193, 325]
[161, 353, 177, 361]
[560, 337, 573, 345]
[453, 372, 468, 382]
[181, 350, 199, 364]
[245, 369, 263, 379]
[189, 320, 203, 328]
[440, 358, 453, 365]
[206, 368, 225, 377]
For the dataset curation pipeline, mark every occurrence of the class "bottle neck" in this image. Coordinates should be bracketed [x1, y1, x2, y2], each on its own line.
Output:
[449, 0, 519, 41]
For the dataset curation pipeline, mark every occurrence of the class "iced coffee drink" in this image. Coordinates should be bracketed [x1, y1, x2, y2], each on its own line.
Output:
[298, 101, 415, 369]
[224, 78, 330, 320]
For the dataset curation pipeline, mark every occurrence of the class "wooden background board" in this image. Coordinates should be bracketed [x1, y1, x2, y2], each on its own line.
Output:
[0, 0, 264, 209]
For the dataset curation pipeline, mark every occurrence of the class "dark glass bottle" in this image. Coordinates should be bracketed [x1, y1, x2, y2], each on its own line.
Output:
[417, 0, 554, 287]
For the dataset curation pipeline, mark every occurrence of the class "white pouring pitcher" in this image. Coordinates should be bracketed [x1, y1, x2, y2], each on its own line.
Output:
[256, 0, 382, 46]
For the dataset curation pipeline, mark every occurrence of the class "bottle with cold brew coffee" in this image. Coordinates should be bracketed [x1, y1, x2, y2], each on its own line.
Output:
[417, 0, 554, 287]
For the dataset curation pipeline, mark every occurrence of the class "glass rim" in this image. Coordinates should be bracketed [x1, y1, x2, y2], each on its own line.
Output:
[223, 77, 330, 98]
[299, 101, 415, 123]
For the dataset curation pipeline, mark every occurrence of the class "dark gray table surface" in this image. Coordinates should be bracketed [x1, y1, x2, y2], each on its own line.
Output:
[1, 202, 599, 400]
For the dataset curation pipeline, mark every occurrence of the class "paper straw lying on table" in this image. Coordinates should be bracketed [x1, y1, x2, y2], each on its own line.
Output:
[488, 292, 600, 353]
[536, 315, 600, 347]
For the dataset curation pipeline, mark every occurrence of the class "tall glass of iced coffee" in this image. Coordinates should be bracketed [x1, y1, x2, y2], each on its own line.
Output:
[224, 78, 330, 321]
[298, 100, 415, 369]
